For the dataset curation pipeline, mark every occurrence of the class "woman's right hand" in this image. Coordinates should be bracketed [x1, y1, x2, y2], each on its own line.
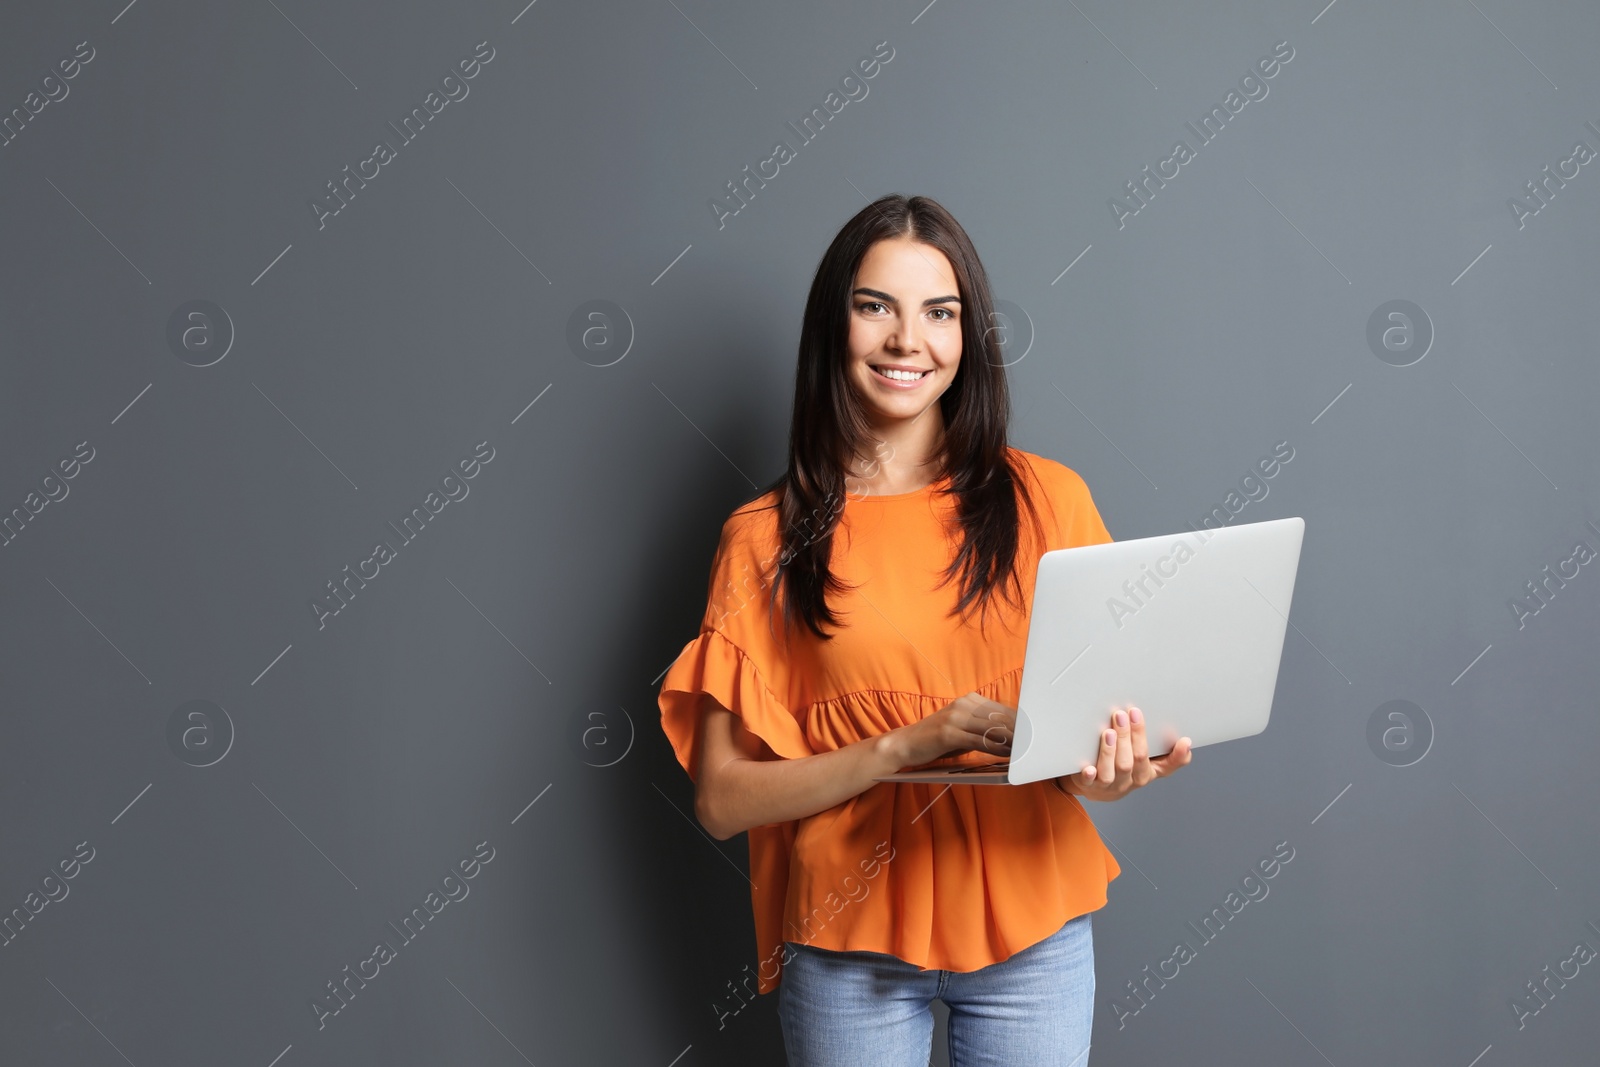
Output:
[887, 692, 1016, 770]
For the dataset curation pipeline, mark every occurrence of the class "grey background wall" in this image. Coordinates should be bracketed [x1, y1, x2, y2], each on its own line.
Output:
[1, 0, 1596, 1064]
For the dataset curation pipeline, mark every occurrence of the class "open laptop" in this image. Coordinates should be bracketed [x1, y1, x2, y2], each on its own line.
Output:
[872, 515, 1306, 786]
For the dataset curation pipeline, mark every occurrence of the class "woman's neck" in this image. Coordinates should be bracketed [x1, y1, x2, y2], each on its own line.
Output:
[848, 407, 947, 494]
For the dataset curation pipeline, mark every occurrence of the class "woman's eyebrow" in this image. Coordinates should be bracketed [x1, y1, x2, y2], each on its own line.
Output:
[852, 287, 962, 307]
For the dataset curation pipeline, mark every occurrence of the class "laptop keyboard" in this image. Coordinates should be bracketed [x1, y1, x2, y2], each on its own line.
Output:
[940, 761, 1011, 774]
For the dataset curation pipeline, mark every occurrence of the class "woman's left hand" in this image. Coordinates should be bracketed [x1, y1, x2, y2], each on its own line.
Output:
[1058, 706, 1192, 801]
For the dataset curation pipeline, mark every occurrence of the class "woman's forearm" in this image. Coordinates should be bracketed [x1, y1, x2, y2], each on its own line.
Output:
[699, 731, 910, 840]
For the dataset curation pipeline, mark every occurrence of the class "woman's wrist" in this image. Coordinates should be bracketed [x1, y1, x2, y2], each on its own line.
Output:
[872, 730, 909, 773]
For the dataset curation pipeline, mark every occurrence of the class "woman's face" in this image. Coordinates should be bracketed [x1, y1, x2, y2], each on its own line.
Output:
[845, 237, 963, 430]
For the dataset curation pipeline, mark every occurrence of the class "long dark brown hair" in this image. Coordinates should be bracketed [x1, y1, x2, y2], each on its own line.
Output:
[744, 193, 1047, 643]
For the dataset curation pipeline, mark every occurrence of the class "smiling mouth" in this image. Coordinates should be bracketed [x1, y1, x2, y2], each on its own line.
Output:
[871, 366, 931, 381]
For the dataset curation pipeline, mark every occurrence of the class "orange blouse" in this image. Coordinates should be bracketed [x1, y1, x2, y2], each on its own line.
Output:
[657, 446, 1121, 995]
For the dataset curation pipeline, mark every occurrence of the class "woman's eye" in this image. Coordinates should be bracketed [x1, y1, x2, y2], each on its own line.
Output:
[855, 302, 955, 319]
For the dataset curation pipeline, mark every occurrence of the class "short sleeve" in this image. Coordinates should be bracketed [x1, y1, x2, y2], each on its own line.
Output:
[1057, 465, 1113, 549]
[657, 506, 814, 784]
[1020, 451, 1114, 552]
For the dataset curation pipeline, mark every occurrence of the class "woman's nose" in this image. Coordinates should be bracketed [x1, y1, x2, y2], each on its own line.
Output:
[889, 318, 921, 352]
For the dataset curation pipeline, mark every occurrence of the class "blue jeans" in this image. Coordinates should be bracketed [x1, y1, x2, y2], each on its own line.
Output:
[777, 911, 1095, 1067]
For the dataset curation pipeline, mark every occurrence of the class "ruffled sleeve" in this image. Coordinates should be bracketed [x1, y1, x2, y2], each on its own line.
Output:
[657, 505, 813, 779]
[656, 503, 814, 997]
[660, 628, 810, 778]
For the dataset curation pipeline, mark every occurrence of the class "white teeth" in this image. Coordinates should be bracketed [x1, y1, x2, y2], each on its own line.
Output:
[877, 367, 927, 381]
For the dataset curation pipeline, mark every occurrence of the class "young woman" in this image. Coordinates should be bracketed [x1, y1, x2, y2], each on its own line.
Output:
[657, 194, 1193, 1066]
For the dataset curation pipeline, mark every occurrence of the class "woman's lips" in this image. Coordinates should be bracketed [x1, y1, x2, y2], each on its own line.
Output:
[871, 365, 931, 388]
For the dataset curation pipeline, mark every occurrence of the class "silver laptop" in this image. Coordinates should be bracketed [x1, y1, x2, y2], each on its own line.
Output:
[873, 516, 1306, 786]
